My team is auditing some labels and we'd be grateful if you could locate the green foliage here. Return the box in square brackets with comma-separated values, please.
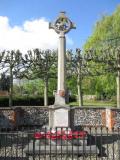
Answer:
[67, 76, 77, 96]
[48, 78, 57, 96]
[83, 77, 97, 95]
[13, 79, 44, 96]
[84, 5, 120, 49]
[22, 79, 44, 96]
[82, 74, 116, 100]
[13, 78, 57, 97]
[82, 5, 120, 100]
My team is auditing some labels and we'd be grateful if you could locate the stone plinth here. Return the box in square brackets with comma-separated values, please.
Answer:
[54, 93, 66, 106]
[49, 105, 70, 128]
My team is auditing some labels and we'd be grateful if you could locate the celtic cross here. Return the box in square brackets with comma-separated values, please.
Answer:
[49, 12, 76, 105]
[49, 11, 76, 35]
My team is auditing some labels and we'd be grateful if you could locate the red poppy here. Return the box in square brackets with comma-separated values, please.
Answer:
[34, 130, 88, 140]
[73, 131, 87, 139]
[34, 132, 44, 139]
[46, 131, 61, 140]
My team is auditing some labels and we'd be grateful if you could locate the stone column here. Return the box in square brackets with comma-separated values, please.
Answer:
[58, 32, 66, 93]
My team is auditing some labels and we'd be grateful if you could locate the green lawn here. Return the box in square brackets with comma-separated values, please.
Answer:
[69, 100, 116, 107]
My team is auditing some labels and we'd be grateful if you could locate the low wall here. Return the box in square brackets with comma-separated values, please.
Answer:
[70, 107, 120, 130]
[70, 107, 106, 127]
[0, 106, 120, 130]
[0, 106, 49, 128]
[16, 106, 49, 126]
[0, 108, 15, 128]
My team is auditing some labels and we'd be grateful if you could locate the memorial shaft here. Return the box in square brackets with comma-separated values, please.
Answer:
[58, 33, 66, 92]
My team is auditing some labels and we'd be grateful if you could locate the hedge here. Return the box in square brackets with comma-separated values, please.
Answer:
[0, 96, 76, 107]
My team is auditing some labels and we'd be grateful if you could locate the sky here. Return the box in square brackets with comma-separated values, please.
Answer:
[0, 0, 119, 52]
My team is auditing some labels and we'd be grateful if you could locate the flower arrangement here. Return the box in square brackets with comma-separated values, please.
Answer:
[34, 130, 87, 140]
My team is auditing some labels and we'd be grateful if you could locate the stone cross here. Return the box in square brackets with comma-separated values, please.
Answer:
[49, 12, 76, 105]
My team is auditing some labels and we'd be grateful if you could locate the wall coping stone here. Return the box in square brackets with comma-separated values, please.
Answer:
[0, 106, 119, 111]
[70, 106, 117, 110]
[0, 106, 49, 111]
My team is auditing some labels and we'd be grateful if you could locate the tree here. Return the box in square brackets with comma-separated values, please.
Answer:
[84, 5, 120, 50]
[66, 49, 90, 106]
[1, 50, 23, 107]
[83, 6, 120, 105]
[73, 49, 83, 106]
[0, 73, 10, 91]
[18, 49, 57, 106]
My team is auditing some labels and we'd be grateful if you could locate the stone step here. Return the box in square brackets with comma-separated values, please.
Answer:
[24, 144, 98, 155]
[34, 139, 88, 146]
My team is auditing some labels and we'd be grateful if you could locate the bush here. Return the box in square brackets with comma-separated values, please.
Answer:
[0, 95, 76, 107]
[0, 97, 9, 107]
[69, 96, 76, 103]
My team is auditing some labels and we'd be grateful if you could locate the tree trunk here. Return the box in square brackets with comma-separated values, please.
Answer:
[116, 49, 120, 108]
[9, 66, 13, 107]
[77, 74, 83, 107]
[44, 78, 48, 106]
[116, 74, 120, 108]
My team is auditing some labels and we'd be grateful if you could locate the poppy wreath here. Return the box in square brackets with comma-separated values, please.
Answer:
[34, 130, 87, 140]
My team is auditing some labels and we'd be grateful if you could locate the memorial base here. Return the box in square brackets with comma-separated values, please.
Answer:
[24, 134, 97, 157]
[49, 105, 70, 128]
[24, 143, 98, 156]
[54, 93, 66, 106]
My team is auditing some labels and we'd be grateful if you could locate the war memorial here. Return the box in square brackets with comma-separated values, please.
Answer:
[0, 12, 120, 160]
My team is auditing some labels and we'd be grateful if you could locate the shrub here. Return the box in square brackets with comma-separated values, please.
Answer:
[0, 95, 76, 107]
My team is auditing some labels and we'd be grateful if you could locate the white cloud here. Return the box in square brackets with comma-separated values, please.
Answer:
[0, 16, 74, 52]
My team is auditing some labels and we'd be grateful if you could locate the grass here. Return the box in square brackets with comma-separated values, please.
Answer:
[69, 100, 116, 107]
